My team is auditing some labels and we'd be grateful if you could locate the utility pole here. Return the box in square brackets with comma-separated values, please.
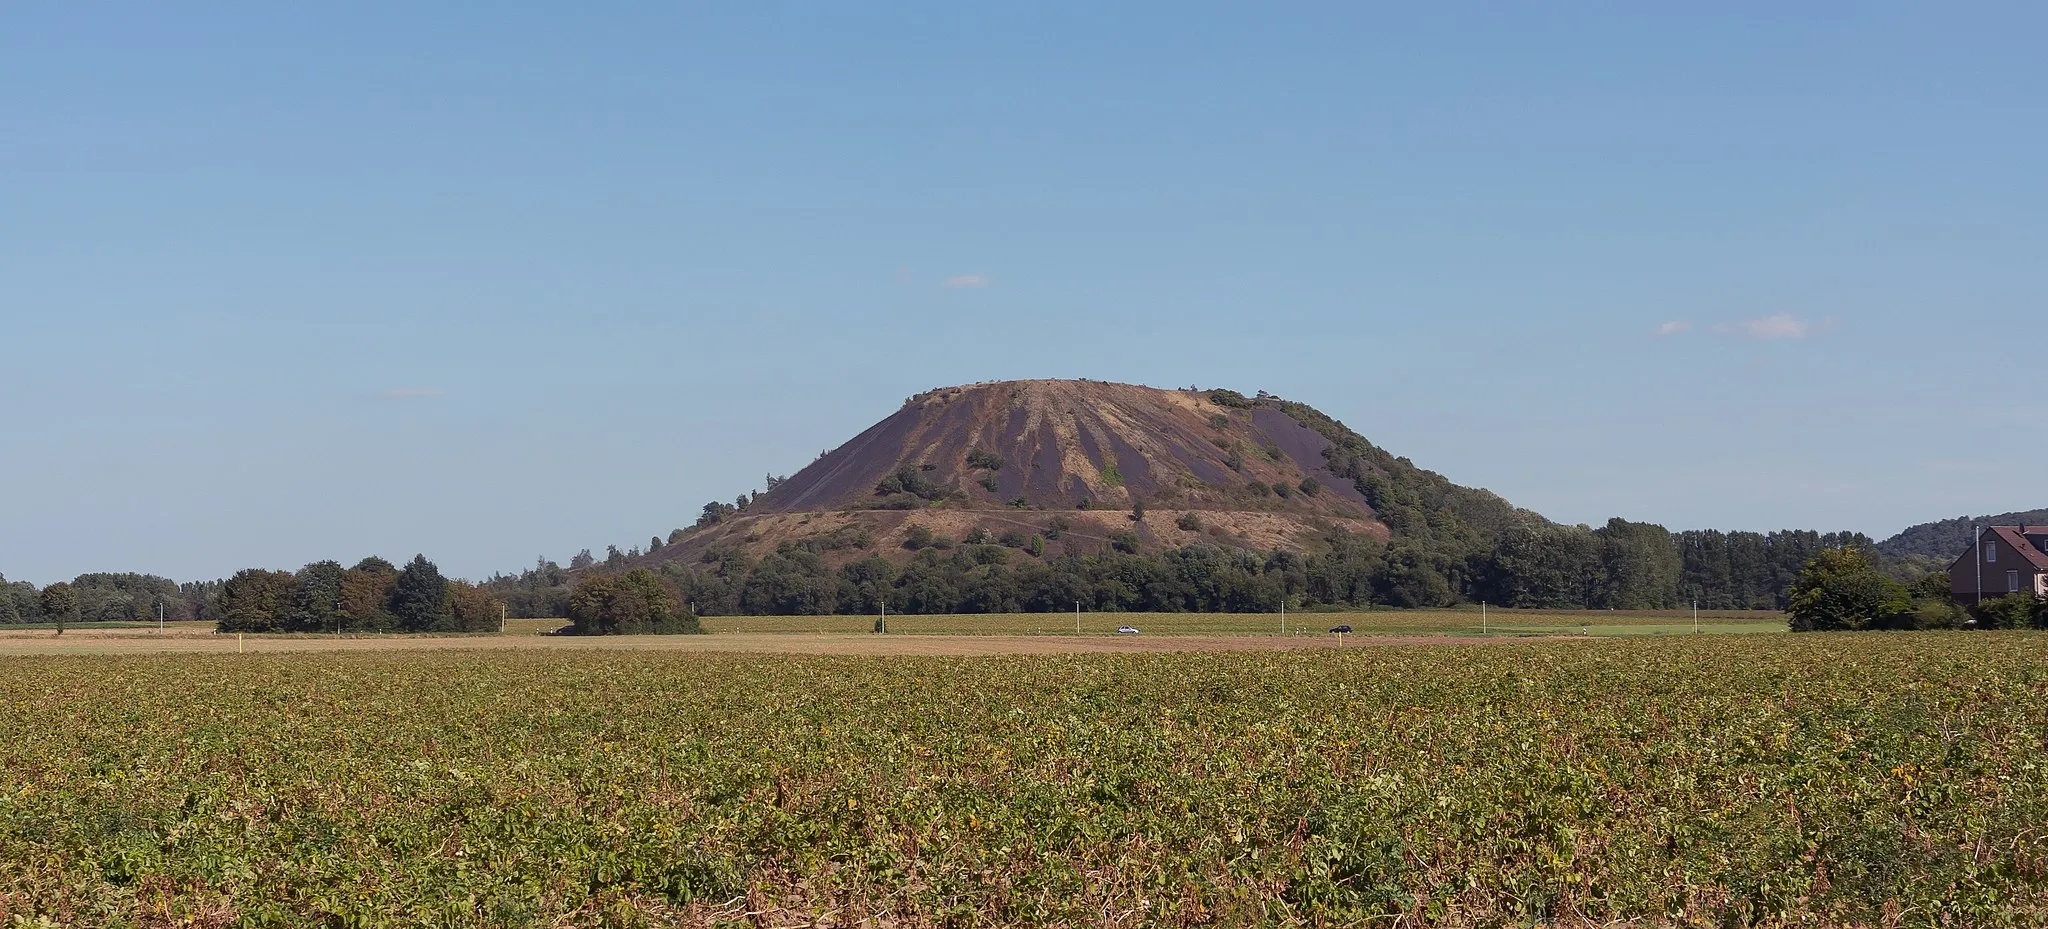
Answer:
[500, 604, 507, 635]
[1280, 598, 1286, 636]
[1481, 600, 1487, 635]
[157, 600, 164, 633]
[879, 599, 886, 634]
[1692, 599, 1698, 633]
[1975, 524, 1983, 607]
[1075, 600, 1081, 635]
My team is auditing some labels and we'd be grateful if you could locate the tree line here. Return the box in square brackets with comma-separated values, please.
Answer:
[1785, 546, 2048, 632]
[2, 571, 218, 627]
[0, 556, 508, 634]
[486, 518, 1923, 619]
[212, 555, 504, 633]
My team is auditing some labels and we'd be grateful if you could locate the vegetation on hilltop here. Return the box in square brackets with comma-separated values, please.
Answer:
[1876, 507, 2048, 560]
[583, 383, 1907, 616]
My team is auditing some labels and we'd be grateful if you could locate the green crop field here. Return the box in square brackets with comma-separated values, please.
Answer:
[506, 608, 1785, 639]
[3, 633, 2044, 927]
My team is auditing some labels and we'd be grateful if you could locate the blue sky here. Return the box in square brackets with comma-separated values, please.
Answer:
[4, 3, 2043, 584]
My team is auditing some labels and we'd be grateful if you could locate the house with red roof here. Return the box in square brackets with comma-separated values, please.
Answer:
[1949, 526, 2048, 603]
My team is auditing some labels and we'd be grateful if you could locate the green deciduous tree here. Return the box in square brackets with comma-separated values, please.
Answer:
[286, 561, 346, 633]
[339, 558, 399, 631]
[216, 570, 294, 632]
[442, 580, 504, 632]
[1788, 548, 1912, 632]
[566, 569, 697, 635]
[390, 555, 449, 632]
[39, 582, 76, 634]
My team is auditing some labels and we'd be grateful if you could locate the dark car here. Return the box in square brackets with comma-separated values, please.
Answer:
[1328, 624, 1353, 634]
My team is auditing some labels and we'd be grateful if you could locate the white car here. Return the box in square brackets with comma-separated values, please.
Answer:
[1116, 626, 1141, 635]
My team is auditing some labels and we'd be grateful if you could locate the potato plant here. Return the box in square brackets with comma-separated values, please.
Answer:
[1, 633, 2045, 926]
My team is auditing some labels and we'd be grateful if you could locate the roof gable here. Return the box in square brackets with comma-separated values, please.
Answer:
[1946, 526, 2048, 573]
[1990, 526, 2048, 570]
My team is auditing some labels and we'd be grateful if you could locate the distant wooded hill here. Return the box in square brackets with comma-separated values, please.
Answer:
[1875, 509, 2048, 561]
[485, 380, 1911, 618]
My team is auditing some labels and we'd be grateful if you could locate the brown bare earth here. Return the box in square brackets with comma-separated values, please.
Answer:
[0, 627, 1507, 657]
[662, 379, 1388, 565]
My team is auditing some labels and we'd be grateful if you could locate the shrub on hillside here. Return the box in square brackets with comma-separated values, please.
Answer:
[903, 524, 935, 550]
[874, 467, 946, 502]
[874, 493, 930, 511]
[1207, 388, 1253, 409]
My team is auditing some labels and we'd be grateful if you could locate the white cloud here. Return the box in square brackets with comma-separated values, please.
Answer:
[942, 273, 989, 289]
[1652, 320, 1691, 337]
[1730, 313, 1813, 340]
[382, 387, 444, 399]
[1701, 314, 1834, 340]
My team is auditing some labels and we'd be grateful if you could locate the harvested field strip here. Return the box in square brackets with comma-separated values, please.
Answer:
[699, 608, 1784, 636]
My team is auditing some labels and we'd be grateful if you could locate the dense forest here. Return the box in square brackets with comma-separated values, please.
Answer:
[485, 521, 1902, 619]
[0, 556, 506, 634]
[1875, 508, 2048, 560]
[0, 522, 1965, 627]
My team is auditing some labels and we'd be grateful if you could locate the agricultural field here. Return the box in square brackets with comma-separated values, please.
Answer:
[3, 633, 2045, 927]
[493, 608, 1782, 640]
[693, 608, 1783, 638]
[0, 610, 1783, 658]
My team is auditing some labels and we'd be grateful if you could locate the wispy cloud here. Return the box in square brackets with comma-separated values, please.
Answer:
[942, 273, 989, 289]
[1712, 314, 1823, 340]
[382, 387, 444, 399]
[1652, 320, 1691, 337]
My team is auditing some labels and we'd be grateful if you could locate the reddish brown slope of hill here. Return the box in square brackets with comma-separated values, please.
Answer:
[757, 380, 1373, 514]
[660, 380, 1388, 564]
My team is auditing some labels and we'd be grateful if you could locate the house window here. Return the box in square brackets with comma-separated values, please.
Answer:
[1986, 540, 1998, 562]
[2008, 570, 2021, 592]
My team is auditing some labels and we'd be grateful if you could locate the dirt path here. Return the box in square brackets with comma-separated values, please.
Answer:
[0, 630, 1523, 658]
